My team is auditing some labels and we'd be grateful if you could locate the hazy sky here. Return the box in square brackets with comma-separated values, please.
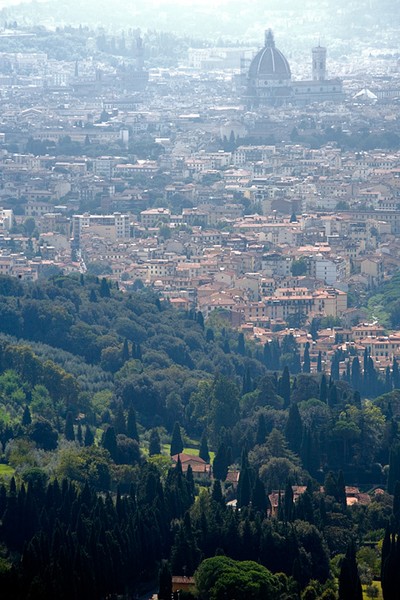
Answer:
[0, 0, 234, 6]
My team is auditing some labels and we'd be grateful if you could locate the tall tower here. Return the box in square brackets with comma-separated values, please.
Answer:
[312, 45, 327, 81]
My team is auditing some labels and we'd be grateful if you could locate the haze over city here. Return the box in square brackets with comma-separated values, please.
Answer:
[0, 1, 399, 600]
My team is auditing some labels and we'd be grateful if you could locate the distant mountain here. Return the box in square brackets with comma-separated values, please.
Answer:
[0, 0, 398, 41]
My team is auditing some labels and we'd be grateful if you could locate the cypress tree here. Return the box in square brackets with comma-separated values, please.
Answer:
[237, 465, 252, 508]
[264, 342, 272, 369]
[303, 342, 311, 373]
[353, 390, 361, 408]
[99, 277, 111, 298]
[149, 428, 161, 456]
[393, 481, 400, 522]
[256, 413, 267, 446]
[211, 479, 224, 505]
[381, 523, 391, 584]
[351, 356, 361, 391]
[122, 338, 130, 362]
[158, 561, 172, 600]
[76, 422, 83, 445]
[22, 404, 31, 427]
[386, 366, 393, 393]
[393, 357, 400, 389]
[237, 332, 246, 355]
[242, 366, 252, 395]
[170, 422, 184, 456]
[301, 428, 320, 476]
[102, 426, 118, 461]
[317, 351, 322, 373]
[89, 289, 97, 302]
[84, 425, 94, 447]
[388, 443, 400, 495]
[126, 404, 139, 441]
[113, 403, 126, 436]
[65, 411, 75, 442]
[196, 311, 204, 329]
[331, 353, 340, 381]
[319, 374, 328, 402]
[223, 337, 230, 354]
[328, 383, 338, 409]
[252, 475, 269, 513]
[283, 480, 294, 523]
[206, 328, 214, 343]
[186, 464, 195, 499]
[382, 532, 400, 600]
[280, 366, 291, 408]
[338, 541, 362, 600]
[199, 431, 210, 463]
[337, 469, 347, 509]
[213, 442, 229, 481]
[285, 402, 303, 455]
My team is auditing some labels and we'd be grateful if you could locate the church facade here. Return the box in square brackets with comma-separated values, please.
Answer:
[244, 30, 344, 107]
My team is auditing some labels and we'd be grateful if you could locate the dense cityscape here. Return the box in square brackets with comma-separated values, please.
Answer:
[0, 2, 399, 599]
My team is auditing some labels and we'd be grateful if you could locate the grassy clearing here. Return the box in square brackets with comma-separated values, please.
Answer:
[362, 581, 382, 599]
[0, 464, 15, 478]
[162, 444, 215, 462]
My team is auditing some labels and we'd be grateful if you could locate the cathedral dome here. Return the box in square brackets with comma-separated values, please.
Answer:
[248, 30, 291, 81]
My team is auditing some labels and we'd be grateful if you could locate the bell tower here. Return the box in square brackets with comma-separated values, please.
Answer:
[312, 45, 327, 81]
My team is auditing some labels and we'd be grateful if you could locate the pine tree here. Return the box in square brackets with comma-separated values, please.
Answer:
[199, 431, 210, 463]
[285, 402, 303, 455]
[149, 429, 161, 456]
[170, 422, 184, 456]
[65, 411, 75, 442]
